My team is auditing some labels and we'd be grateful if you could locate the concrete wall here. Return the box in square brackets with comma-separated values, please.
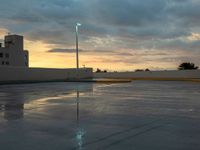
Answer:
[0, 67, 93, 84]
[94, 70, 200, 79]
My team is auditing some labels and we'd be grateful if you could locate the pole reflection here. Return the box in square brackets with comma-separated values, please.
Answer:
[75, 90, 86, 150]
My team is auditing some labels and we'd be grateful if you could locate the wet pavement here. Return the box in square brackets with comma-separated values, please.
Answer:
[0, 81, 200, 150]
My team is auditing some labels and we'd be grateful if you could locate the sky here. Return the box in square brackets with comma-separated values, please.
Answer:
[0, 0, 200, 71]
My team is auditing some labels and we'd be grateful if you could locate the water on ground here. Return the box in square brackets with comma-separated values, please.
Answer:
[0, 81, 200, 150]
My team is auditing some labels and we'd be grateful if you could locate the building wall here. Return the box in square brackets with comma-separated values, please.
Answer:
[5, 35, 24, 51]
[0, 67, 93, 83]
[0, 47, 10, 66]
[94, 70, 200, 79]
[0, 35, 28, 67]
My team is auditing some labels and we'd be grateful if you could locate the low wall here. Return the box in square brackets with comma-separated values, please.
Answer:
[94, 70, 200, 80]
[0, 67, 93, 84]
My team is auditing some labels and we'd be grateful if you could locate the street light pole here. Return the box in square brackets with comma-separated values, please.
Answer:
[76, 23, 81, 69]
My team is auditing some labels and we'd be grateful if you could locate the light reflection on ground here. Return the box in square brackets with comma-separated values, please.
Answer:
[0, 81, 200, 150]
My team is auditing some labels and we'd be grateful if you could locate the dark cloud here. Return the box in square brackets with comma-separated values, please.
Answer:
[47, 48, 132, 56]
[167, 0, 200, 27]
[26, 28, 74, 45]
[154, 39, 200, 52]
[47, 48, 82, 53]
[93, 0, 167, 27]
[0, 0, 200, 68]
[0, 0, 195, 39]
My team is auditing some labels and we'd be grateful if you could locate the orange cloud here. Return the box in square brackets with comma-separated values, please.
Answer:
[187, 33, 200, 41]
[0, 28, 9, 39]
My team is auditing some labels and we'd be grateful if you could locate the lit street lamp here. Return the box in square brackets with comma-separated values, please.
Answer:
[76, 23, 82, 69]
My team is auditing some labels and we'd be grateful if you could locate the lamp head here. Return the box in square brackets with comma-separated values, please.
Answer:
[76, 23, 82, 26]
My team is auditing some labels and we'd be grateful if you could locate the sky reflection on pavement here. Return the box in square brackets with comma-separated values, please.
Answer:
[0, 81, 200, 150]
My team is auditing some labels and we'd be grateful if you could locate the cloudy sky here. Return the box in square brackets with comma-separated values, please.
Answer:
[0, 0, 200, 71]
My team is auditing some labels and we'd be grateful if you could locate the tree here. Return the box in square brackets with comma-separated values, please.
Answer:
[178, 62, 199, 70]
[96, 68, 108, 73]
[96, 68, 102, 73]
[103, 70, 107, 73]
[135, 69, 144, 72]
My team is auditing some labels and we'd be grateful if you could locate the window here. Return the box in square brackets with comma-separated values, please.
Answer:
[2, 61, 4, 65]
[6, 61, 9, 65]
[0, 53, 3, 58]
[5, 53, 9, 58]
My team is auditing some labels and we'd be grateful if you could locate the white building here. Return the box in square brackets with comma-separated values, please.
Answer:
[0, 34, 29, 67]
